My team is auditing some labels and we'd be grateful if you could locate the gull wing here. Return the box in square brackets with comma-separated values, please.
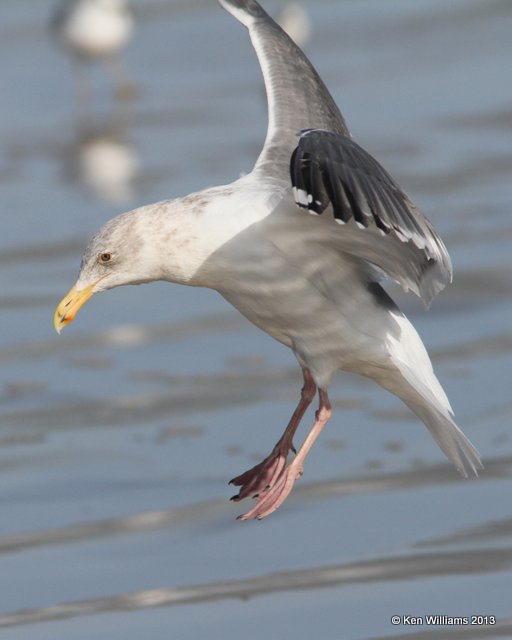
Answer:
[218, 0, 348, 181]
[290, 129, 453, 306]
[219, 1, 452, 306]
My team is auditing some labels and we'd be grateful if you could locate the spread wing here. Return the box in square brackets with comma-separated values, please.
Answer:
[218, 0, 348, 181]
[218, 1, 452, 306]
[290, 129, 452, 306]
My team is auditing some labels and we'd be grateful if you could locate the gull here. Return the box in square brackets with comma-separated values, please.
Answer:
[52, 0, 134, 99]
[54, 0, 482, 520]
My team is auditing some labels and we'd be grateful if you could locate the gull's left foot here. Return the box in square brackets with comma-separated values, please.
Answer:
[229, 445, 293, 501]
[237, 461, 303, 520]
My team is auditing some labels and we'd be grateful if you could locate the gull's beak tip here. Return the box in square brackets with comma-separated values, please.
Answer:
[53, 284, 94, 335]
[53, 314, 65, 335]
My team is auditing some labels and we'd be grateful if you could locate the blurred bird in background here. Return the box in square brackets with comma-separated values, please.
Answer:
[52, 0, 135, 101]
[276, 2, 311, 47]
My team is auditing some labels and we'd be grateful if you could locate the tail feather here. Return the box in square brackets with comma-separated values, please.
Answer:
[381, 311, 482, 476]
[401, 391, 483, 477]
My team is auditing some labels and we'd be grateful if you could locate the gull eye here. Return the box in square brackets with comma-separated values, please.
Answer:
[99, 252, 113, 264]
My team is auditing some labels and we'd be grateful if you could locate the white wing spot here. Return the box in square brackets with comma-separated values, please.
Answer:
[293, 187, 312, 207]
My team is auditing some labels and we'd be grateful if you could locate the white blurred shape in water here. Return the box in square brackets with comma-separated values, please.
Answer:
[276, 2, 311, 47]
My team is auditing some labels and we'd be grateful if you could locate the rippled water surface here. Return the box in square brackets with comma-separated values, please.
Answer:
[1, 1, 511, 638]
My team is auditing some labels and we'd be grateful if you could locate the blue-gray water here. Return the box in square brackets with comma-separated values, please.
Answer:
[1, 1, 511, 638]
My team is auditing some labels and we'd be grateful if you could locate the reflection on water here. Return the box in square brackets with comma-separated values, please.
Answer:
[1, 455, 511, 555]
[0, 0, 511, 638]
[2, 547, 512, 629]
[64, 111, 140, 204]
[0, 456, 511, 629]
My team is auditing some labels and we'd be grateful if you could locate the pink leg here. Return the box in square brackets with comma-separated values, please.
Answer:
[238, 389, 332, 521]
[230, 368, 317, 502]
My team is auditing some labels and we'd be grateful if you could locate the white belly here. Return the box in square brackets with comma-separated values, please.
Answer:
[215, 239, 399, 388]
[191, 182, 403, 388]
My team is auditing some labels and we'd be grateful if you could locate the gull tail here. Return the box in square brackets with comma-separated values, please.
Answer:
[380, 311, 483, 476]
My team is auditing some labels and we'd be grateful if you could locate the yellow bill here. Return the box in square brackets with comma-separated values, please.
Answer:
[54, 284, 95, 334]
